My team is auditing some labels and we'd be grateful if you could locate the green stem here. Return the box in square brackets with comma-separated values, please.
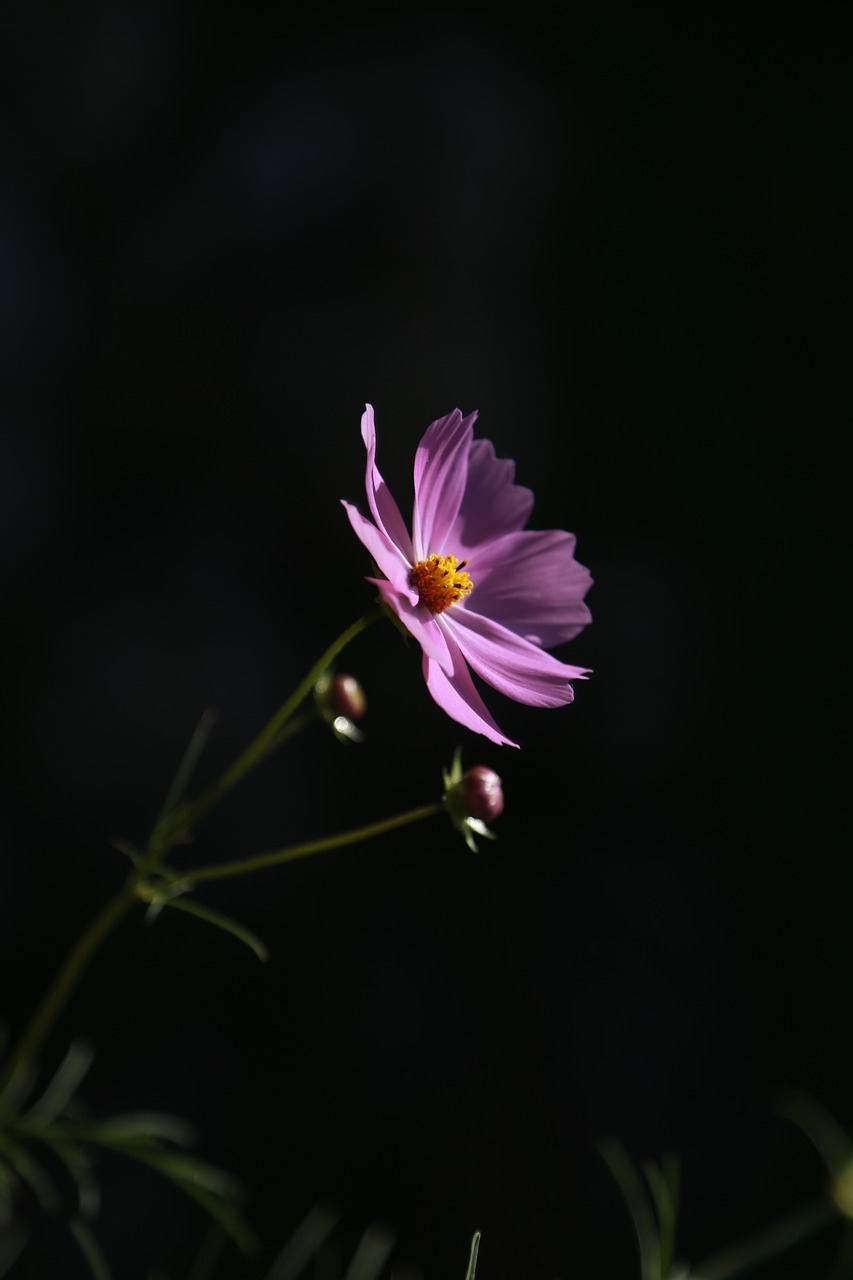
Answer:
[1, 609, 385, 1094]
[261, 707, 321, 755]
[172, 802, 445, 887]
[0, 864, 149, 1096]
[162, 606, 384, 838]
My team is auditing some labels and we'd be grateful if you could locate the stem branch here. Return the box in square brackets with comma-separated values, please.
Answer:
[163, 605, 384, 837]
[1, 608, 386, 1091]
[176, 802, 445, 887]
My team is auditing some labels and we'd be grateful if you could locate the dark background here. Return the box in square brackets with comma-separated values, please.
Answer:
[1, 5, 849, 1278]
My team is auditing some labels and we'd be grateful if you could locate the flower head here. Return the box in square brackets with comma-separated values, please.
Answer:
[342, 405, 592, 747]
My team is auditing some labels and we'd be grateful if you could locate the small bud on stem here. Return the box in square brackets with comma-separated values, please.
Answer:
[442, 751, 504, 852]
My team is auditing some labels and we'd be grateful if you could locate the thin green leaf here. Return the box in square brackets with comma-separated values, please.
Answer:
[69, 1218, 113, 1280]
[186, 1221, 229, 1280]
[644, 1155, 680, 1278]
[0, 1053, 37, 1122]
[26, 1039, 95, 1124]
[68, 1135, 257, 1256]
[464, 1231, 481, 1280]
[152, 709, 218, 837]
[68, 1111, 197, 1148]
[0, 1223, 28, 1278]
[0, 1157, 20, 1228]
[158, 1175, 258, 1256]
[264, 1203, 339, 1280]
[600, 1139, 661, 1280]
[115, 1144, 241, 1201]
[110, 838, 143, 866]
[153, 895, 269, 962]
[692, 1197, 835, 1280]
[50, 1139, 101, 1219]
[777, 1089, 853, 1176]
[340, 1225, 395, 1280]
[828, 1219, 853, 1280]
[0, 1136, 61, 1213]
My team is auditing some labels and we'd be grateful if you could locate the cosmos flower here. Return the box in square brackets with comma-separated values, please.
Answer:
[342, 405, 592, 747]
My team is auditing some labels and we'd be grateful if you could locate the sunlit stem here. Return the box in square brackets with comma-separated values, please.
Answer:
[159, 605, 384, 839]
[167, 802, 445, 888]
[692, 1197, 837, 1280]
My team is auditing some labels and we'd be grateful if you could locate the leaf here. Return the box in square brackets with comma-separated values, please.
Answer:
[0, 1136, 61, 1213]
[152, 896, 270, 962]
[186, 1221, 229, 1280]
[0, 1053, 37, 1123]
[152, 708, 218, 838]
[0, 1222, 28, 1278]
[70, 1111, 198, 1148]
[464, 1231, 481, 1280]
[341, 1224, 396, 1280]
[146, 1170, 257, 1256]
[26, 1040, 95, 1124]
[50, 1139, 101, 1219]
[0, 1157, 20, 1228]
[122, 1145, 243, 1202]
[777, 1089, 853, 1176]
[69, 1218, 113, 1280]
[67, 1131, 258, 1256]
[264, 1203, 339, 1280]
[644, 1154, 680, 1279]
[600, 1139, 661, 1280]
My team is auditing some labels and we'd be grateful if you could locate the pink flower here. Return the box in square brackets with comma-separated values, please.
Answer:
[342, 405, 592, 747]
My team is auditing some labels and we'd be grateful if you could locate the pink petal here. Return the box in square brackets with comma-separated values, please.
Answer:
[368, 578, 453, 673]
[341, 500, 416, 602]
[447, 608, 590, 708]
[460, 529, 593, 647]
[447, 438, 534, 558]
[360, 404, 414, 561]
[412, 410, 476, 559]
[424, 624, 518, 747]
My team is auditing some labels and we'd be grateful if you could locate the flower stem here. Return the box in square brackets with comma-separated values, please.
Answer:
[159, 605, 385, 839]
[0, 608, 386, 1094]
[172, 802, 445, 887]
[0, 845, 161, 1096]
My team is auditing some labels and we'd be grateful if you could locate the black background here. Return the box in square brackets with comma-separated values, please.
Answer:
[1, 5, 849, 1278]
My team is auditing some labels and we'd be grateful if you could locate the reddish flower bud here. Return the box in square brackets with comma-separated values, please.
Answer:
[327, 673, 367, 721]
[314, 671, 366, 743]
[442, 751, 504, 851]
[455, 766, 504, 822]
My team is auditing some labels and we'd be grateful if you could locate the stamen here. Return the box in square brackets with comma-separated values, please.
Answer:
[411, 554, 474, 615]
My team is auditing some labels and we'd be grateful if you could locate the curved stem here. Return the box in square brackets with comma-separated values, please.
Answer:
[161, 605, 385, 838]
[172, 802, 444, 887]
[0, 873, 141, 1096]
[1, 608, 386, 1093]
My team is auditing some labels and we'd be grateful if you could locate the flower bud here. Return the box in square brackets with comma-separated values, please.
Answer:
[442, 750, 503, 851]
[327, 673, 367, 721]
[314, 671, 366, 743]
[452, 766, 504, 823]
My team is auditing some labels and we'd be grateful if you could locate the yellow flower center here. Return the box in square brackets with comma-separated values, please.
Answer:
[411, 554, 474, 615]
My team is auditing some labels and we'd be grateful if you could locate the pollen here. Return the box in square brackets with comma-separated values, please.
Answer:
[411, 554, 474, 615]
